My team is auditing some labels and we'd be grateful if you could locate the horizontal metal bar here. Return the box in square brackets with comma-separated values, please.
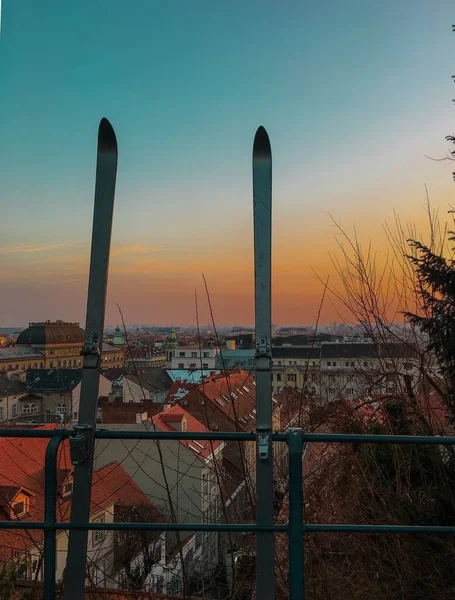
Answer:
[95, 430, 267, 441]
[304, 433, 455, 445]
[4, 520, 455, 535]
[1, 429, 454, 446]
[305, 524, 455, 534]
[0, 521, 287, 533]
[0, 428, 287, 442]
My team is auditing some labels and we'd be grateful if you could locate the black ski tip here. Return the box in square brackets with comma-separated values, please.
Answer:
[253, 126, 271, 158]
[98, 118, 117, 153]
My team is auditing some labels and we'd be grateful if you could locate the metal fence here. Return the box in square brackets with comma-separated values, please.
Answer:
[2, 427, 455, 600]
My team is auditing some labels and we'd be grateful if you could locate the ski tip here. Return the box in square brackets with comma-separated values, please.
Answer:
[98, 118, 117, 154]
[253, 126, 271, 158]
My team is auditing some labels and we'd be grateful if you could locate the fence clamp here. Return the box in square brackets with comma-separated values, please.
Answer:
[69, 425, 94, 465]
[255, 336, 271, 358]
[257, 427, 271, 460]
[80, 332, 101, 368]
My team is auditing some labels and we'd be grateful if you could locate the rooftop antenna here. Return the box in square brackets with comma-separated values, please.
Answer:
[253, 126, 275, 599]
[64, 118, 118, 600]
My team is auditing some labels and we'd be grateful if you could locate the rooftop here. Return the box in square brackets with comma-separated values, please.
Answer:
[152, 404, 221, 459]
[0, 424, 159, 559]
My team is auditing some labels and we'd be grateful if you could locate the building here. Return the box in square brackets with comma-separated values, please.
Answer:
[168, 346, 218, 370]
[0, 425, 166, 591]
[0, 321, 124, 372]
[25, 369, 112, 424]
[94, 405, 225, 583]
[215, 348, 255, 370]
[0, 373, 27, 423]
[270, 342, 419, 400]
[122, 370, 174, 404]
[124, 347, 166, 369]
[167, 371, 283, 484]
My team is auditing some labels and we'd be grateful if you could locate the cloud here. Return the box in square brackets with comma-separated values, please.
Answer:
[0, 243, 72, 254]
[110, 244, 162, 257]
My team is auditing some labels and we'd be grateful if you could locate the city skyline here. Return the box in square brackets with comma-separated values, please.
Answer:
[1, 1, 454, 326]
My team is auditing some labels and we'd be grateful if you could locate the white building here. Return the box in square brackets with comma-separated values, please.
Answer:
[168, 346, 218, 370]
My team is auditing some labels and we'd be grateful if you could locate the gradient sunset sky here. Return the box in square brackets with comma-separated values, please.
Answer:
[1, 0, 454, 327]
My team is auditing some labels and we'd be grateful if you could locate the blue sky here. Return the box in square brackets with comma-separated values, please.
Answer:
[1, 0, 454, 326]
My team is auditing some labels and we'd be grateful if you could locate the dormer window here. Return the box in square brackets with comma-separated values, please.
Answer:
[62, 480, 73, 497]
[12, 497, 29, 518]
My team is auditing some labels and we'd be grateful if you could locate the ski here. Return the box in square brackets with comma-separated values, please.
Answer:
[253, 126, 275, 600]
[63, 118, 118, 600]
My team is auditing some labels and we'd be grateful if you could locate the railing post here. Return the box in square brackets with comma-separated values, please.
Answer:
[288, 428, 305, 600]
[44, 435, 61, 600]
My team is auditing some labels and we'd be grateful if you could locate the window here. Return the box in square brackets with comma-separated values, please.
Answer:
[277, 361, 282, 366]
[328, 374, 336, 382]
[190, 363, 197, 368]
[22, 402, 38, 415]
[386, 388, 394, 395]
[202, 363, 208, 369]
[0, 407, 3, 420]
[44, 409, 52, 423]
[56, 402, 67, 415]
[345, 361, 349, 367]
[276, 373, 281, 382]
[328, 388, 336, 395]
[311, 374, 317, 381]
[179, 352, 185, 357]
[62, 480, 73, 497]
[11, 404, 17, 418]
[203, 352, 209, 358]
[178, 363, 184, 369]
[13, 497, 29, 517]
[333, 361, 337, 367]
[289, 361, 292, 365]
[287, 374, 296, 382]
[191, 352, 198, 358]
[363, 361, 368, 367]
[346, 388, 354, 395]
[92, 514, 105, 544]
[277, 386, 281, 393]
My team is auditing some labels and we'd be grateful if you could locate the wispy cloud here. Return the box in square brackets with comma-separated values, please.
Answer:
[111, 244, 162, 257]
[0, 243, 72, 255]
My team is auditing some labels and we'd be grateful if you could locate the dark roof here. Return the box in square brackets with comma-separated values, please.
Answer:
[26, 369, 83, 392]
[0, 375, 27, 397]
[124, 369, 173, 393]
[320, 342, 416, 359]
[102, 367, 126, 388]
[16, 321, 85, 346]
[272, 346, 320, 359]
[271, 343, 415, 360]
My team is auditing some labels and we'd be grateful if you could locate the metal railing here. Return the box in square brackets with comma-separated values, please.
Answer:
[2, 427, 455, 600]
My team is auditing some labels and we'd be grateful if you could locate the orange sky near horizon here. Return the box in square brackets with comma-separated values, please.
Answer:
[2, 186, 453, 328]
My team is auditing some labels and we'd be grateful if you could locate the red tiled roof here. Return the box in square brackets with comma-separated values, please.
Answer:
[197, 371, 261, 431]
[0, 425, 159, 559]
[152, 404, 221, 459]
